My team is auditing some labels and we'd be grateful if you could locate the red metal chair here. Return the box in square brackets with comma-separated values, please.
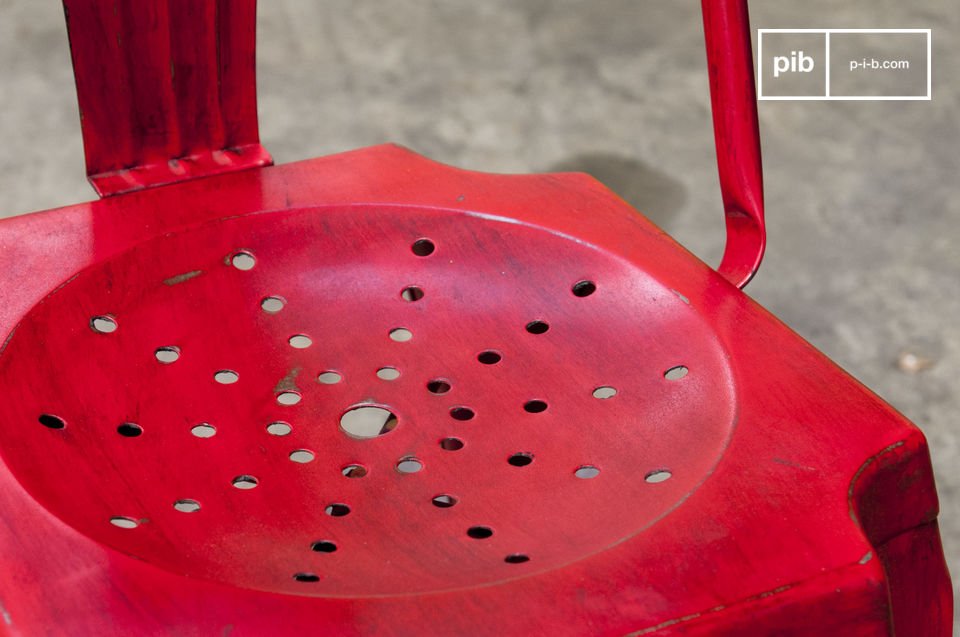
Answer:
[0, 1, 951, 635]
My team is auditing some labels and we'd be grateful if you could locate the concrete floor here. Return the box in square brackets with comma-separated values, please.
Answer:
[1, 0, 958, 630]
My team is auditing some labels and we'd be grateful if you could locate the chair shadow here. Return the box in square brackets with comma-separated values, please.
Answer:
[544, 152, 687, 231]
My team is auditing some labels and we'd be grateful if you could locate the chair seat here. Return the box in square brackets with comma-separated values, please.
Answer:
[0, 145, 949, 635]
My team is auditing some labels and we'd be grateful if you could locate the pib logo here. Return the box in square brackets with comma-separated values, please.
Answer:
[773, 50, 815, 77]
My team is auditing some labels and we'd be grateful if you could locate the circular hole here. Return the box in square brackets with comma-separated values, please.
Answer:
[432, 494, 458, 508]
[293, 573, 320, 583]
[90, 315, 118, 333]
[377, 367, 401, 381]
[467, 526, 493, 540]
[505, 554, 531, 564]
[427, 379, 451, 394]
[154, 346, 181, 364]
[317, 371, 342, 385]
[477, 350, 502, 365]
[276, 391, 302, 406]
[38, 414, 65, 430]
[396, 457, 423, 474]
[325, 503, 351, 517]
[289, 449, 315, 464]
[440, 437, 464, 451]
[411, 239, 435, 257]
[525, 320, 550, 334]
[523, 400, 548, 413]
[389, 328, 413, 342]
[311, 540, 338, 553]
[232, 475, 259, 489]
[592, 386, 617, 399]
[173, 499, 201, 513]
[508, 452, 534, 467]
[449, 406, 475, 421]
[109, 516, 138, 529]
[117, 423, 143, 438]
[401, 286, 425, 302]
[215, 370, 239, 385]
[231, 251, 256, 271]
[645, 469, 673, 484]
[664, 366, 689, 381]
[575, 465, 601, 479]
[341, 464, 368, 478]
[572, 280, 597, 297]
[261, 296, 286, 313]
[191, 423, 216, 438]
[340, 406, 398, 439]
[289, 334, 313, 349]
[266, 422, 291, 436]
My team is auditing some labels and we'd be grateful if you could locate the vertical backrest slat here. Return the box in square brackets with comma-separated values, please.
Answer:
[63, 0, 272, 197]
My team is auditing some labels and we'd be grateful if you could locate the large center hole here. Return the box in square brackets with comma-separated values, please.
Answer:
[340, 405, 398, 439]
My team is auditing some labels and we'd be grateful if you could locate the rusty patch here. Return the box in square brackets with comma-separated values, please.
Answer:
[163, 270, 203, 286]
[274, 367, 302, 393]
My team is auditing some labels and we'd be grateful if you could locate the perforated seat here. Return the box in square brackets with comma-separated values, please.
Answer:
[0, 1, 950, 636]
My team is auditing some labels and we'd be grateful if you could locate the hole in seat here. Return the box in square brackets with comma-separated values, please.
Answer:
[340, 406, 398, 439]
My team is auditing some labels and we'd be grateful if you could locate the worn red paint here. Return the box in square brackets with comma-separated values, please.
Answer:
[0, 1, 950, 635]
[702, 0, 766, 288]
[63, 0, 272, 196]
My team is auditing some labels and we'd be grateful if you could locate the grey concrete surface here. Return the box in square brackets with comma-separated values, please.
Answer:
[1, 0, 958, 630]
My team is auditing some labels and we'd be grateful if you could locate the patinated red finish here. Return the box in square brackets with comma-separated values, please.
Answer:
[0, 1, 950, 635]
[701, 0, 765, 288]
[63, 0, 272, 196]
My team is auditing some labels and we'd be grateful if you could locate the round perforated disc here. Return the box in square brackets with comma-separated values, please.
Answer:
[0, 205, 736, 596]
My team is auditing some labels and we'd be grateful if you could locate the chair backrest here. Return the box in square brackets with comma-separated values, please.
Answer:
[63, 0, 272, 196]
[63, 0, 764, 288]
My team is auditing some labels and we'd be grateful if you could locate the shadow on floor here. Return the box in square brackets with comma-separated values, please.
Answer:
[545, 152, 687, 231]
